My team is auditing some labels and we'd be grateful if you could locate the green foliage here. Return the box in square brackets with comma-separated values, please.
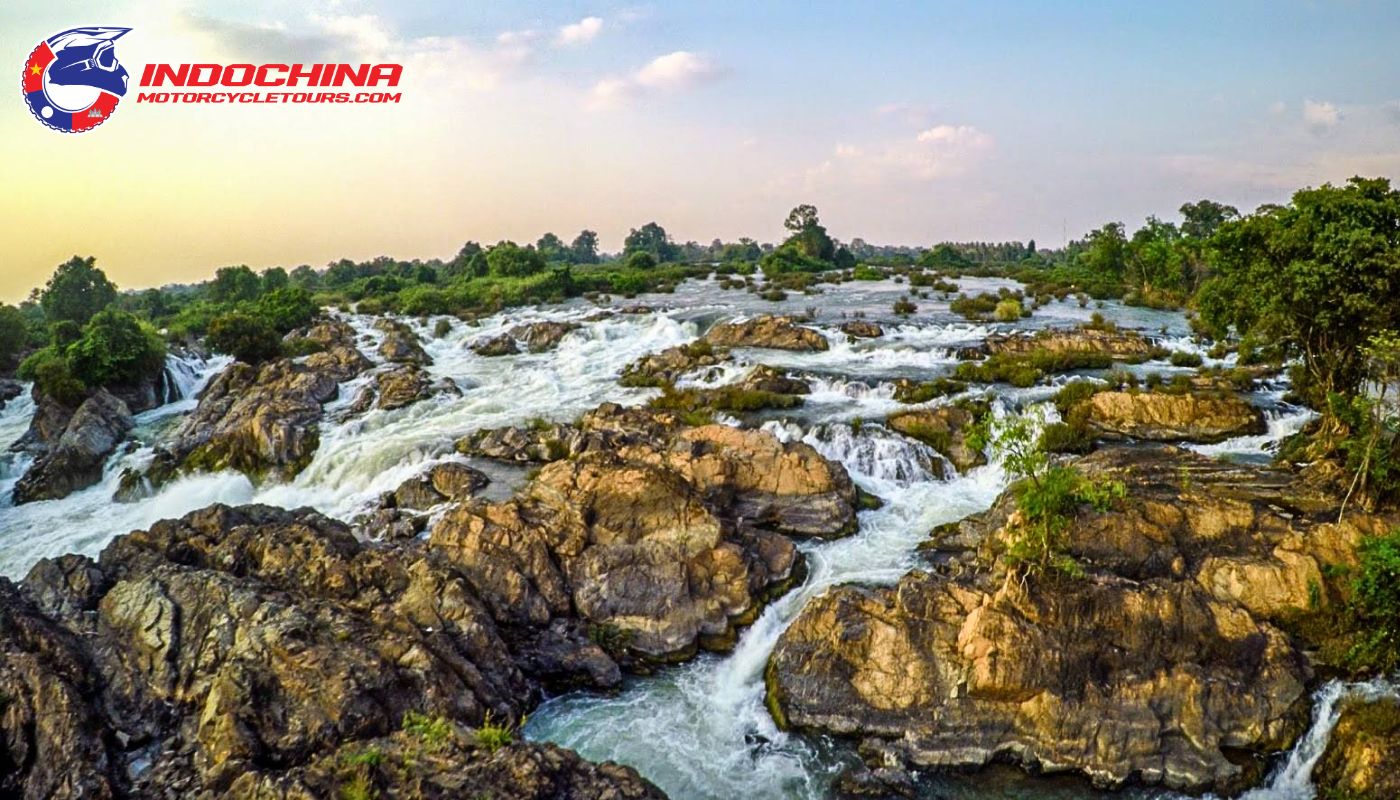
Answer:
[474, 711, 517, 754]
[954, 349, 1113, 388]
[65, 309, 166, 388]
[1169, 350, 1203, 368]
[398, 285, 450, 316]
[209, 265, 262, 304]
[254, 286, 318, 333]
[892, 297, 917, 316]
[648, 383, 802, 415]
[0, 304, 28, 368]
[1051, 380, 1102, 416]
[979, 409, 1124, 576]
[485, 241, 548, 278]
[207, 312, 283, 365]
[993, 298, 1024, 321]
[260, 267, 289, 292]
[625, 251, 658, 271]
[623, 222, 681, 262]
[1196, 177, 1400, 408]
[781, 204, 836, 262]
[949, 292, 1005, 320]
[17, 347, 86, 405]
[1345, 529, 1400, 673]
[40, 256, 117, 326]
[401, 711, 453, 752]
[893, 377, 967, 404]
[852, 265, 883, 281]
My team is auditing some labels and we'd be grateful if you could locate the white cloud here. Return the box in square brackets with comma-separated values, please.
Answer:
[556, 16, 603, 46]
[588, 50, 723, 109]
[1303, 99, 1341, 132]
[796, 125, 994, 188]
[1269, 101, 1287, 115]
[635, 51, 722, 90]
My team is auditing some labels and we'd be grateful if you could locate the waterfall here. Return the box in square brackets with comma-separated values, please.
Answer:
[1234, 679, 1400, 800]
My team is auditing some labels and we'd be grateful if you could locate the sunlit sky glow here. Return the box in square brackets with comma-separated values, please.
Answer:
[2, 0, 1398, 299]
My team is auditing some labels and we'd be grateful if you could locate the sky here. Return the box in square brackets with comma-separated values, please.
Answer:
[2, 0, 1399, 300]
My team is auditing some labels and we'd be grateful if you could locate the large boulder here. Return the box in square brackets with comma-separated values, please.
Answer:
[159, 321, 371, 481]
[0, 503, 638, 798]
[375, 318, 432, 365]
[885, 403, 987, 474]
[13, 390, 132, 503]
[964, 327, 1160, 361]
[0, 378, 23, 410]
[348, 364, 460, 413]
[1313, 696, 1400, 800]
[619, 342, 730, 387]
[840, 320, 884, 339]
[509, 321, 580, 353]
[431, 453, 803, 658]
[770, 447, 1395, 795]
[704, 315, 829, 351]
[1086, 391, 1266, 443]
[224, 735, 666, 800]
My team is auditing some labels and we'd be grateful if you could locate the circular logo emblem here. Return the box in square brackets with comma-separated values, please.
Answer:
[22, 27, 131, 134]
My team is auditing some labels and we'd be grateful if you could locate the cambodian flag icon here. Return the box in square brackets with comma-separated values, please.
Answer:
[23, 26, 131, 133]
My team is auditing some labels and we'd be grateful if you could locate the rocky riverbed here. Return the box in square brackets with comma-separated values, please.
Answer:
[0, 273, 1389, 800]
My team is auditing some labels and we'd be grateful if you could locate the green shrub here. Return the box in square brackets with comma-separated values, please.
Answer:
[1346, 529, 1400, 673]
[474, 711, 516, 753]
[949, 292, 1000, 320]
[402, 711, 453, 751]
[892, 297, 917, 316]
[398, 285, 450, 316]
[253, 286, 318, 333]
[993, 299, 1023, 322]
[17, 347, 86, 405]
[1169, 350, 1203, 368]
[852, 265, 883, 281]
[1052, 380, 1102, 415]
[894, 377, 966, 404]
[65, 309, 166, 388]
[207, 311, 283, 364]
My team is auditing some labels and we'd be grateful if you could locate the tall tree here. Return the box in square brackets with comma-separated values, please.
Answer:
[536, 232, 568, 262]
[570, 230, 600, 264]
[782, 204, 835, 261]
[1179, 200, 1239, 240]
[209, 265, 262, 304]
[40, 256, 117, 326]
[1196, 177, 1400, 410]
[623, 222, 680, 263]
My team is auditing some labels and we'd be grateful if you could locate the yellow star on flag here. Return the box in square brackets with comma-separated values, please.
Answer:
[29, 64, 41, 76]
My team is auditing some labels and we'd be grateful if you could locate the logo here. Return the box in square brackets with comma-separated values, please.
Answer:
[22, 27, 131, 133]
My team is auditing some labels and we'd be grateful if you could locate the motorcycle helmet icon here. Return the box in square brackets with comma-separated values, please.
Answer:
[22, 26, 132, 133]
[46, 27, 131, 97]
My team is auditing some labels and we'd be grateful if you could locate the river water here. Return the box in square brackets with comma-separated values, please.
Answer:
[0, 274, 1368, 799]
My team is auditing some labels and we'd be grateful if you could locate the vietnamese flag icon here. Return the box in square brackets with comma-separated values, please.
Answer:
[24, 42, 53, 94]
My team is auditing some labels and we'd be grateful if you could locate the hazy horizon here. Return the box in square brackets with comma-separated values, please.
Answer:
[4, 0, 1399, 301]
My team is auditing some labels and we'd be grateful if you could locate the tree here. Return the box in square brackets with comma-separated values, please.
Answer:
[536, 232, 568, 262]
[207, 312, 282, 364]
[571, 230, 600, 264]
[65, 308, 166, 388]
[1196, 177, 1400, 411]
[624, 251, 657, 270]
[447, 241, 485, 279]
[920, 243, 970, 268]
[781, 204, 835, 261]
[40, 256, 117, 326]
[1076, 223, 1128, 281]
[1179, 199, 1239, 240]
[1126, 217, 1186, 295]
[254, 286, 317, 334]
[486, 241, 547, 277]
[289, 264, 320, 289]
[210, 265, 262, 304]
[260, 267, 289, 292]
[0, 304, 28, 368]
[623, 222, 680, 263]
